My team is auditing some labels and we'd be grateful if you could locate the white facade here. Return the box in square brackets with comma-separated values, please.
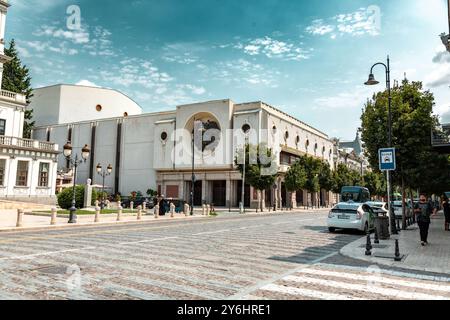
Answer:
[0, 0, 59, 203]
[29, 84, 143, 127]
[33, 97, 335, 209]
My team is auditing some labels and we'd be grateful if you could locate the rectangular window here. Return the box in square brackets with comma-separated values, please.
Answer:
[0, 159, 5, 186]
[16, 161, 29, 186]
[38, 162, 50, 187]
[0, 119, 5, 136]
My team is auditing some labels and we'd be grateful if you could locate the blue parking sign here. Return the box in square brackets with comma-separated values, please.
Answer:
[379, 148, 396, 171]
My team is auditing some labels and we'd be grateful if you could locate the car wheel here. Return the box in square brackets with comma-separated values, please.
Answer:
[328, 227, 336, 233]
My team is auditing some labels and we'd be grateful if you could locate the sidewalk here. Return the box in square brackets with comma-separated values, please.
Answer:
[340, 212, 450, 275]
[0, 207, 328, 233]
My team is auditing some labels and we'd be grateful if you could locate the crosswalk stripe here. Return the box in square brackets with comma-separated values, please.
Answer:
[297, 268, 450, 293]
[282, 275, 450, 300]
[260, 283, 362, 300]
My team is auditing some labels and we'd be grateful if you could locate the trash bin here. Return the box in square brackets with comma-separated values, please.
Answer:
[374, 215, 390, 240]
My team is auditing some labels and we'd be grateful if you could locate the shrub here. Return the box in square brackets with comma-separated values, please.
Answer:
[57, 185, 98, 209]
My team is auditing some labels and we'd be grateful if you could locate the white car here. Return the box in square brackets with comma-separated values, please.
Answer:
[328, 202, 376, 233]
[393, 201, 412, 219]
[367, 201, 389, 216]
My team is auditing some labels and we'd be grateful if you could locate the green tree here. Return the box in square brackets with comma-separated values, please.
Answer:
[1, 40, 34, 138]
[284, 161, 307, 208]
[361, 80, 450, 198]
[235, 143, 278, 211]
[363, 171, 386, 198]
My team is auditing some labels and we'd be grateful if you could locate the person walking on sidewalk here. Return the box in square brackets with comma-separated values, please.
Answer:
[443, 195, 450, 231]
[414, 194, 437, 246]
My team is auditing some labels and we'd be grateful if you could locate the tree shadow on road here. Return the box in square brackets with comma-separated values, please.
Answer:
[268, 225, 362, 265]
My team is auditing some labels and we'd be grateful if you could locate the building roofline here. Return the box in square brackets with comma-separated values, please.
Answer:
[236, 101, 330, 139]
[32, 84, 144, 111]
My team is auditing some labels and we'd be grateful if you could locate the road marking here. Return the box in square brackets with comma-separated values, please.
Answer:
[0, 246, 96, 261]
[297, 268, 450, 293]
[192, 229, 230, 236]
[117, 236, 179, 245]
[227, 252, 338, 300]
[283, 275, 450, 300]
[260, 283, 359, 300]
[316, 263, 450, 282]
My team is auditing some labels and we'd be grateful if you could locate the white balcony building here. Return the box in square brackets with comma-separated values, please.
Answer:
[0, 0, 59, 203]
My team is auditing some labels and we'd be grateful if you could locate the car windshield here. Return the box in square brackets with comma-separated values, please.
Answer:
[341, 192, 362, 202]
[368, 203, 383, 208]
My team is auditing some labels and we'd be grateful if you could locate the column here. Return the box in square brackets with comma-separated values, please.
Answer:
[277, 178, 283, 209]
[225, 178, 231, 209]
[201, 177, 207, 204]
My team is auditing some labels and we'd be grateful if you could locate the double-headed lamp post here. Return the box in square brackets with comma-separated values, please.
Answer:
[63, 142, 90, 224]
[96, 163, 113, 209]
[364, 55, 398, 235]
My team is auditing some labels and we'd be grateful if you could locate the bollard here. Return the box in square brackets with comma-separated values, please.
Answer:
[106, 200, 111, 209]
[374, 227, 380, 244]
[130, 201, 134, 211]
[95, 200, 99, 208]
[50, 207, 57, 225]
[143, 201, 147, 213]
[184, 203, 190, 217]
[154, 205, 160, 219]
[16, 209, 24, 228]
[170, 202, 175, 218]
[365, 234, 372, 256]
[206, 204, 210, 216]
[394, 239, 402, 261]
[137, 205, 142, 220]
[94, 206, 100, 223]
[202, 204, 207, 216]
[117, 203, 123, 221]
[396, 218, 401, 232]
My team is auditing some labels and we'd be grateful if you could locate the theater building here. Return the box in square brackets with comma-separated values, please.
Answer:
[33, 90, 335, 209]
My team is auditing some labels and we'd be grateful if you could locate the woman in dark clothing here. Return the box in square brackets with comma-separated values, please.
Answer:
[443, 196, 450, 231]
[414, 194, 437, 246]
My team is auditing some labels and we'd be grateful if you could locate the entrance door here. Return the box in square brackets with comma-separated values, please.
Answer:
[281, 183, 287, 207]
[296, 190, 304, 206]
[236, 182, 250, 207]
[194, 181, 202, 206]
[212, 180, 226, 207]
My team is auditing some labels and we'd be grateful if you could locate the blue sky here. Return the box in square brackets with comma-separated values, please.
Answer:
[6, 0, 450, 140]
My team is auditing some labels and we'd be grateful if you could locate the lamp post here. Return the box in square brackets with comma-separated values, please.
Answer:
[96, 163, 113, 209]
[240, 124, 251, 214]
[63, 142, 90, 224]
[364, 55, 398, 235]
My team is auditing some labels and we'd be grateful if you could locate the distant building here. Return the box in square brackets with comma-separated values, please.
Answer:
[0, 0, 59, 203]
[333, 133, 369, 175]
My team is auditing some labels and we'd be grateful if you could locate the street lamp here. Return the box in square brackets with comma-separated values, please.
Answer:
[96, 163, 113, 209]
[63, 142, 90, 223]
[364, 55, 398, 235]
[240, 124, 251, 214]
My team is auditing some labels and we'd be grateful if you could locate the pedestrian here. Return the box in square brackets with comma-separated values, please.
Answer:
[443, 195, 450, 231]
[413, 193, 437, 246]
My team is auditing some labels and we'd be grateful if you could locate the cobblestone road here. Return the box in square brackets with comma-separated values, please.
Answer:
[0, 211, 448, 300]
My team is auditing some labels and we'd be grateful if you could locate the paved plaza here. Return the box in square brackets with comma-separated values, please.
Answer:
[0, 211, 449, 300]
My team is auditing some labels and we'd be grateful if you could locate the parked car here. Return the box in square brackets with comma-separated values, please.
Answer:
[393, 200, 412, 219]
[121, 197, 155, 209]
[328, 202, 376, 233]
[367, 201, 389, 216]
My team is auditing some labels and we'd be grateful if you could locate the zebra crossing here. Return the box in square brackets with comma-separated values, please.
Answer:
[244, 263, 450, 300]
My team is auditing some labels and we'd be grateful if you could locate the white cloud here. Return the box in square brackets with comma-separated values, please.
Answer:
[235, 37, 311, 61]
[306, 7, 381, 39]
[75, 80, 100, 87]
[34, 25, 90, 44]
[425, 64, 450, 88]
[313, 87, 368, 110]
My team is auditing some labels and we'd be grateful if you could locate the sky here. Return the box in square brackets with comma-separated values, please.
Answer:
[5, 0, 450, 140]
